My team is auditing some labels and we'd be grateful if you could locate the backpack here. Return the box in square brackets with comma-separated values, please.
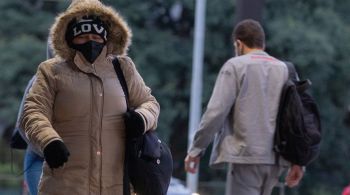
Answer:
[274, 62, 321, 166]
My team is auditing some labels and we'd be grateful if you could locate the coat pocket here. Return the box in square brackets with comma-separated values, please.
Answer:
[222, 136, 246, 156]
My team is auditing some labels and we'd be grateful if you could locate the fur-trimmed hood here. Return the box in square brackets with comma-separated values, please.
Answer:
[50, 0, 132, 60]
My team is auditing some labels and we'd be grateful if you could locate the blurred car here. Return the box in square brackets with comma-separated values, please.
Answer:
[167, 177, 191, 195]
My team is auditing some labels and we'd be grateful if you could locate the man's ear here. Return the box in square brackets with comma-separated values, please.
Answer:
[237, 39, 246, 54]
[236, 39, 242, 47]
[236, 39, 247, 50]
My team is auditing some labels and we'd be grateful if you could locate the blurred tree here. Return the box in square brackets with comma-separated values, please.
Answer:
[0, 0, 70, 125]
[236, 0, 265, 23]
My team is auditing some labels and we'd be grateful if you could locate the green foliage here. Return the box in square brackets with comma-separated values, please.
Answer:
[0, 1, 58, 125]
[0, 35, 45, 122]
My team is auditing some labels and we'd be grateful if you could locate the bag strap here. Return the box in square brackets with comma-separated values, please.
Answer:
[112, 57, 131, 195]
[284, 61, 299, 82]
[275, 61, 300, 165]
[112, 58, 130, 110]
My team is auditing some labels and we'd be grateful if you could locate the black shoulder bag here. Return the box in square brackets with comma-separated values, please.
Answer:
[112, 58, 173, 195]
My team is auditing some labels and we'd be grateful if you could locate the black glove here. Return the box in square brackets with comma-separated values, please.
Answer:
[124, 109, 145, 138]
[43, 140, 70, 169]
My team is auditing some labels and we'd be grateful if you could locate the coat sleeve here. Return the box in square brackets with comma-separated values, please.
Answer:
[118, 56, 160, 132]
[188, 60, 238, 157]
[20, 62, 62, 153]
[16, 76, 43, 156]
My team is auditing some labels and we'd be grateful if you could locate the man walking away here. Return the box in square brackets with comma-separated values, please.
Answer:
[184, 19, 304, 195]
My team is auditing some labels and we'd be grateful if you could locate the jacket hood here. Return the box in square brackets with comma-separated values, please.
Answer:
[50, 0, 132, 60]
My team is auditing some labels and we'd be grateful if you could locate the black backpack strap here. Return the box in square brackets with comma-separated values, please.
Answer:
[112, 58, 130, 110]
[275, 61, 299, 165]
[112, 57, 131, 195]
[284, 61, 299, 82]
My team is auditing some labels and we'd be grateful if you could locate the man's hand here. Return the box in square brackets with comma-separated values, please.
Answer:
[285, 165, 304, 187]
[184, 155, 200, 174]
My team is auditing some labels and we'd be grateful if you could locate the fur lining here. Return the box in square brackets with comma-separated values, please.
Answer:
[50, 0, 132, 60]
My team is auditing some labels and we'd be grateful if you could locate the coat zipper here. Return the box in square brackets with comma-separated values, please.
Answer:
[99, 80, 104, 194]
[92, 63, 104, 194]
[88, 75, 94, 195]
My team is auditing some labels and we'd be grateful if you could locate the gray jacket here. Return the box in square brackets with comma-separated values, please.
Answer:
[188, 50, 290, 168]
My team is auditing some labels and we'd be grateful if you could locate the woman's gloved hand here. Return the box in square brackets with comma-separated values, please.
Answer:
[43, 140, 70, 169]
[124, 109, 145, 138]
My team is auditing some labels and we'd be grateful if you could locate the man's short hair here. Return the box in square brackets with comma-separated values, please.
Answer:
[233, 19, 265, 49]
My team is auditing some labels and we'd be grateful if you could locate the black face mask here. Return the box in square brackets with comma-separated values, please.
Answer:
[72, 41, 105, 63]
